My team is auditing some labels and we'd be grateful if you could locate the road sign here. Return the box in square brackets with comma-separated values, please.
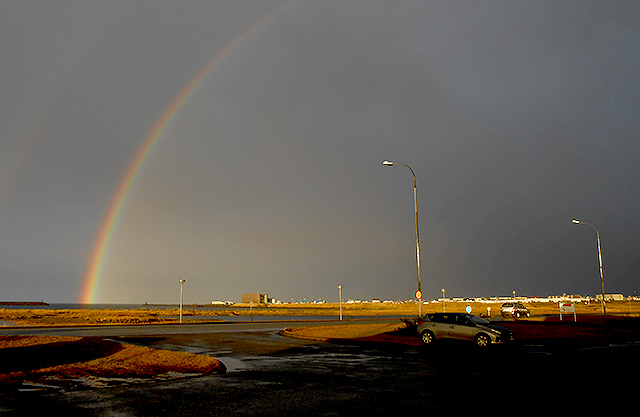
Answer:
[559, 302, 577, 322]
[466, 305, 472, 314]
[415, 290, 422, 299]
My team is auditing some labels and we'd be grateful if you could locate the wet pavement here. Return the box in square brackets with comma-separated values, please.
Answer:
[2, 327, 639, 415]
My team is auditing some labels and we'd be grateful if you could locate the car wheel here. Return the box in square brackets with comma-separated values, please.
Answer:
[420, 330, 435, 345]
[516, 311, 521, 318]
[475, 333, 491, 347]
[526, 311, 531, 318]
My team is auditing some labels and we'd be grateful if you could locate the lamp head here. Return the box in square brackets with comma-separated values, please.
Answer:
[382, 160, 394, 166]
[572, 219, 581, 224]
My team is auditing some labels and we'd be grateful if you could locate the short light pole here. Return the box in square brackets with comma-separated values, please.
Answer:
[383, 160, 423, 316]
[442, 288, 445, 312]
[513, 290, 516, 300]
[572, 219, 606, 317]
[338, 285, 343, 321]
[179, 279, 186, 323]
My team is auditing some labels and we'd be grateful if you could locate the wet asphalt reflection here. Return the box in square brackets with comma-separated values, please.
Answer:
[3, 330, 639, 415]
[118, 330, 389, 373]
[105, 330, 640, 413]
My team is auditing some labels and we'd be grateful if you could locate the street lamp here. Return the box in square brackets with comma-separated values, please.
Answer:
[572, 219, 606, 317]
[338, 285, 343, 321]
[442, 289, 445, 313]
[179, 279, 186, 323]
[383, 160, 423, 316]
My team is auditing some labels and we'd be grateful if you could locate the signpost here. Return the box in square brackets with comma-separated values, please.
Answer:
[559, 302, 577, 322]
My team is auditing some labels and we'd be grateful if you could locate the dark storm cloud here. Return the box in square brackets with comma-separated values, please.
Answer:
[1, 1, 638, 303]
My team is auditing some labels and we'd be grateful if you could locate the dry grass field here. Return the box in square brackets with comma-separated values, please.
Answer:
[1, 300, 639, 326]
[0, 308, 176, 326]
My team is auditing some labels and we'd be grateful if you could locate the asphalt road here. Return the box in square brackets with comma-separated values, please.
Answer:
[2, 321, 637, 415]
[0, 318, 395, 337]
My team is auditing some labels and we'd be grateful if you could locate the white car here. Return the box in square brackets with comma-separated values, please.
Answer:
[500, 302, 531, 318]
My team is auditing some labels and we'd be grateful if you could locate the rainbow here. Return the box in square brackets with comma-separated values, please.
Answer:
[79, 2, 295, 303]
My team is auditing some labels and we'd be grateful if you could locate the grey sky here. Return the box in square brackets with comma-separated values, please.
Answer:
[1, 0, 639, 304]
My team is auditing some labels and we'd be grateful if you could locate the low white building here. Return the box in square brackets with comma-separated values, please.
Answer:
[596, 294, 625, 301]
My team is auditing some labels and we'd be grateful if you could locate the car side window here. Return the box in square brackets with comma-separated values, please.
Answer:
[442, 314, 457, 324]
[431, 314, 447, 323]
[455, 315, 472, 326]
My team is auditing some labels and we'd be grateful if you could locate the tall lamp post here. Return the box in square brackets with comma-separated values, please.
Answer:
[179, 279, 186, 323]
[572, 219, 606, 317]
[383, 160, 423, 316]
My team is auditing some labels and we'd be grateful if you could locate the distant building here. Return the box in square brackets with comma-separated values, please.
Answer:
[211, 300, 233, 306]
[596, 294, 625, 301]
[242, 293, 269, 304]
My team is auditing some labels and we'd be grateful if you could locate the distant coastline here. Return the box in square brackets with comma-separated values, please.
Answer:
[0, 301, 49, 306]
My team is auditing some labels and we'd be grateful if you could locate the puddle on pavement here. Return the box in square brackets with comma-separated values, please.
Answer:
[216, 349, 382, 373]
[216, 356, 250, 372]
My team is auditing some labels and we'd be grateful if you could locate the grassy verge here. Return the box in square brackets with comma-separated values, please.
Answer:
[0, 336, 225, 389]
[281, 322, 405, 341]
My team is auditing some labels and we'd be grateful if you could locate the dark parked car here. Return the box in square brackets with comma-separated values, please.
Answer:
[500, 302, 531, 318]
[416, 313, 514, 347]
